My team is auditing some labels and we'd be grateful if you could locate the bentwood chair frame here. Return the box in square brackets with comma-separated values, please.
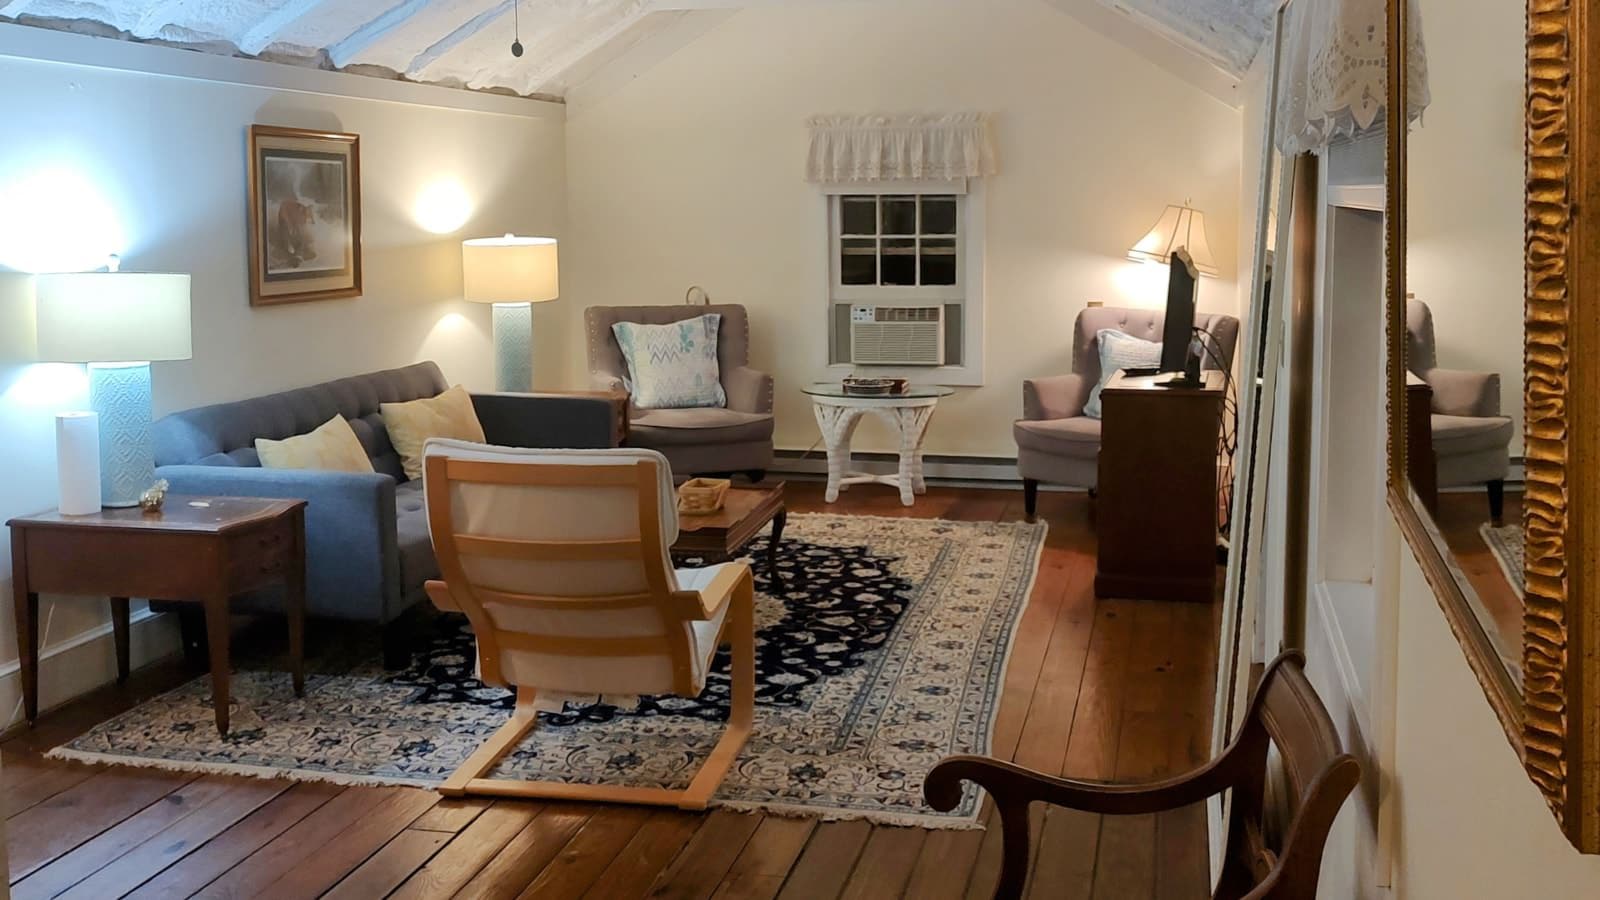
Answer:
[925, 651, 1359, 899]
[423, 446, 756, 809]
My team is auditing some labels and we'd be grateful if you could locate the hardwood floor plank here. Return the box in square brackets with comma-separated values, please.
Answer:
[901, 826, 987, 900]
[453, 803, 592, 900]
[581, 809, 702, 900]
[125, 782, 342, 900]
[1026, 807, 1099, 900]
[392, 800, 544, 899]
[709, 816, 815, 900]
[54, 778, 290, 900]
[410, 797, 494, 833]
[13, 775, 239, 899]
[6, 767, 199, 882]
[517, 806, 653, 899]
[644, 809, 761, 900]
[236, 787, 439, 899]
[323, 828, 451, 900]
[1, 754, 99, 819]
[773, 819, 871, 900]
[837, 826, 927, 900]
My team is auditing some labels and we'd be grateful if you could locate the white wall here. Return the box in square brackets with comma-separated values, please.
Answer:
[563, 0, 1243, 457]
[1406, 0, 1524, 453]
[0, 27, 568, 728]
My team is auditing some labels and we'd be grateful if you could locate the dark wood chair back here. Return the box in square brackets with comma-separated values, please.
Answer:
[924, 650, 1359, 899]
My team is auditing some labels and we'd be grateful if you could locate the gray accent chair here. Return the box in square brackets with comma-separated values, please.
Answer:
[1406, 299, 1514, 520]
[1015, 307, 1241, 518]
[585, 304, 775, 479]
[152, 361, 619, 667]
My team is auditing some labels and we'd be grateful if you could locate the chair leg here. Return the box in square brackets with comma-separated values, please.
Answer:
[382, 621, 412, 671]
[1023, 479, 1039, 521]
[680, 569, 756, 809]
[1488, 479, 1506, 524]
[439, 685, 539, 797]
[745, 469, 766, 484]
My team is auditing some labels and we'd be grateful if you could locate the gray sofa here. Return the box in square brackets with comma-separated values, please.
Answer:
[1015, 306, 1240, 517]
[585, 304, 775, 479]
[152, 361, 619, 666]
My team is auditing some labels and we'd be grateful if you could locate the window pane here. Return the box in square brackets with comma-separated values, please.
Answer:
[920, 238, 957, 285]
[882, 197, 917, 235]
[841, 197, 877, 235]
[882, 238, 916, 285]
[922, 196, 958, 234]
[841, 238, 877, 284]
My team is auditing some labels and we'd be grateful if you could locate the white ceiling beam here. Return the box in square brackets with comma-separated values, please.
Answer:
[238, 0, 330, 56]
[520, 0, 652, 95]
[406, 0, 513, 79]
[131, 0, 185, 38]
[0, 1, 34, 19]
[328, 0, 431, 68]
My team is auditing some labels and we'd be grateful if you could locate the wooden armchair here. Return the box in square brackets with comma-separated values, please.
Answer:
[421, 440, 756, 809]
[925, 652, 1358, 899]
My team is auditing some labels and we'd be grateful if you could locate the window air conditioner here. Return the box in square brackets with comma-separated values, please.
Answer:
[849, 305, 945, 366]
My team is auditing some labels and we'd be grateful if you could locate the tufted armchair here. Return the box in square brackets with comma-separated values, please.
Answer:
[1015, 307, 1240, 518]
[1406, 299, 1514, 521]
[586, 304, 775, 480]
[421, 442, 755, 807]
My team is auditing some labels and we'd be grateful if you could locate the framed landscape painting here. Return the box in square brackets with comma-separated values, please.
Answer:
[247, 125, 362, 306]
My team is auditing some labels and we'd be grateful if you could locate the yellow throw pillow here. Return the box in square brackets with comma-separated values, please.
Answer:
[256, 415, 375, 474]
[382, 385, 486, 481]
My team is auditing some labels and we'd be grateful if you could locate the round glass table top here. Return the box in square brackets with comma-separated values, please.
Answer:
[802, 382, 956, 399]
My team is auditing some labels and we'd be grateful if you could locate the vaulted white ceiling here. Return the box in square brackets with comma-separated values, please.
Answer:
[0, 0, 1278, 101]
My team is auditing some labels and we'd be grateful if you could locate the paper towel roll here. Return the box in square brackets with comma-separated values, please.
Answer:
[56, 411, 101, 515]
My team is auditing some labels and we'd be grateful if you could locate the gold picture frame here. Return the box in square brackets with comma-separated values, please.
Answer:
[246, 125, 362, 307]
[1387, 0, 1600, 852]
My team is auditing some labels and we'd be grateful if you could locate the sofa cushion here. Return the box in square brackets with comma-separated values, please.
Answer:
[629, 408, 774, 446]
[611, 315, 727, 409]
[1013, 416, 1101, 458]
[382, 385, 487, 481]
[255, 415, 375, 474]
[394, 481, 440, 592]
[1432, 414, 1514, 456]
[1084, 329, 1162, 419]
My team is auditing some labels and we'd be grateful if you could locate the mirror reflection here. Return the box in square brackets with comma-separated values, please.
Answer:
[1404, 0, 1524, 677]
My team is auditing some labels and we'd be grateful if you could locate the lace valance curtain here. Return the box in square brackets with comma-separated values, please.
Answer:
[805, 113, 997, 184]
[1276, 0, 1429, 154]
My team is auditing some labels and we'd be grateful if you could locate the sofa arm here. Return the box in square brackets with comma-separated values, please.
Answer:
[155, 465, 399, 623]
[725, 366, 774, 414]
[1423, 368, 1501, 417]
[1022, 374, 1089, 421]
[472, 392, 621, 449]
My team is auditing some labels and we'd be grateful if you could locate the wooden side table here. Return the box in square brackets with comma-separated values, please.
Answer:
[1095, 370, 1226, 603]
[7, 496, 307, 735]
[672, 482, 787, 574]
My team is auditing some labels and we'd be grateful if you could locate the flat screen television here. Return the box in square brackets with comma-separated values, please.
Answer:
[1159, 248, 1200, 374]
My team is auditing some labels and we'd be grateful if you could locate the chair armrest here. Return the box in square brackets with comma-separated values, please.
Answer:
[471, 392, 621, 449]
[724, 366, 774, 414]
[425, 579, 461, 612]
[1022, 374, 1088, 421]
[1422, 368, 1501, 417]
[155, 465, 399, 622]
[689, 562, 755, 620]
[925, 754, 1233, 819]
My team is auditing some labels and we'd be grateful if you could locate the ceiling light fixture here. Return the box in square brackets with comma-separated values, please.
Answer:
[510, 0, 523, 57]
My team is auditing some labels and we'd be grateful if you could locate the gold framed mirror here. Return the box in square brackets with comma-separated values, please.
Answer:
[1388, 0, 1600, 851]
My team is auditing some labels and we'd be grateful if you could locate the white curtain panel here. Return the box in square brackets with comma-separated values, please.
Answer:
[805, 113, 997, 183]
[1276, 0, 1429, 154]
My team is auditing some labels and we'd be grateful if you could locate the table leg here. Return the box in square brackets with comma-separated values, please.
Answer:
[11, 529, 37, 724]
[768, 508, 787, 575]
[110, 597, 130, 684]
[891, 404, 937, 507]
[286, 512, 306, 698]
[204, 593, 232, 736]
[814, 403, 862, 503]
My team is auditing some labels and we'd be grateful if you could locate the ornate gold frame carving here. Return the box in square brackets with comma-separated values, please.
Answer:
[1388, 0, 1600, 852]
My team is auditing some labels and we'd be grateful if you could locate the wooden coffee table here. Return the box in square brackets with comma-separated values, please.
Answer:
[672, 481, 787, 573]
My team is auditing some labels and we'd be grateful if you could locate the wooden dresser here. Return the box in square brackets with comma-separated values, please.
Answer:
[1095, 370, 1226, 603]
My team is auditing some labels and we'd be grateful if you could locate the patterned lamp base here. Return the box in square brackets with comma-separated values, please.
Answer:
[492, 302, 534, 393]
[89, 362, 156, 508]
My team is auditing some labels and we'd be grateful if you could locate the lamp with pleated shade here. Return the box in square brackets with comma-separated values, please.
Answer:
[1128, 203, 1219, 277]
[462, 234, 559, 392]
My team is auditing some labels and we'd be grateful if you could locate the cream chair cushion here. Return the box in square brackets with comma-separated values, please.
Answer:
[383, 386, 486, 481]
[255, 415, 375, 473]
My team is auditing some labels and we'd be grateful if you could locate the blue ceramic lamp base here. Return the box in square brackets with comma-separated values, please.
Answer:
[492, 302, 534, 392]
[89, 362, 156, 508]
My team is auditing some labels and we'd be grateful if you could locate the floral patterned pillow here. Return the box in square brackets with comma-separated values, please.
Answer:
[611, 314, 727, 409]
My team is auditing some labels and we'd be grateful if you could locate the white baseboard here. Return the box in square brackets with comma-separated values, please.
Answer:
[0, 608, 180, 732]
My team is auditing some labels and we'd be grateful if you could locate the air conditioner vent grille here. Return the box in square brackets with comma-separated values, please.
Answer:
[850, 305, 945, 366]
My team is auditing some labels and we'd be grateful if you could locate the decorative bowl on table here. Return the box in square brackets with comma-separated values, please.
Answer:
[677, 477, 731, 515]
[841, 377, 909, 396]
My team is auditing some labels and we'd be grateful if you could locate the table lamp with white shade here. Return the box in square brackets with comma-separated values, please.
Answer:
[34, 268, 192, 508]
[462, 234, 559, 392]
[1128, 202, 1220, 276]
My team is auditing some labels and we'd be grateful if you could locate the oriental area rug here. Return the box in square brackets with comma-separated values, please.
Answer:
[51, 514, 1046, 829]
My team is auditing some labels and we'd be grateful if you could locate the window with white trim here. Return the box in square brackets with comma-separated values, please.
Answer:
[825, 184, 984, 383]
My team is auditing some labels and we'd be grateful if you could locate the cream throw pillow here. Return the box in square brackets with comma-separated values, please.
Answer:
[256, 415, 375, 474]
[382, 385, 486, 481]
